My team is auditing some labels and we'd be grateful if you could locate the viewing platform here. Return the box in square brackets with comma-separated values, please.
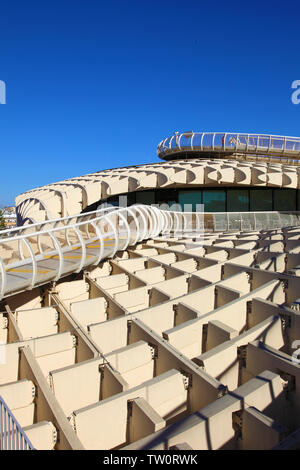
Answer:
[158, 132, 300, 163]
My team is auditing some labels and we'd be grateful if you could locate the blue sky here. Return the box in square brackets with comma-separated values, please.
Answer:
[0, 0, 299, 205]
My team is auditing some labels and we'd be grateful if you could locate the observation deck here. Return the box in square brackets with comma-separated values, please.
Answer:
[157, 132, 300, 162]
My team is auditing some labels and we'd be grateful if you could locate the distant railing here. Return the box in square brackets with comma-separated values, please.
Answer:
[157, 132, 300, 161]
[0, 396, 35, 450]
[202, 211, 300, 232]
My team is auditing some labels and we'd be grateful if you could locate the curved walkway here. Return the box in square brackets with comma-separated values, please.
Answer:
[1, 205, 299, 299]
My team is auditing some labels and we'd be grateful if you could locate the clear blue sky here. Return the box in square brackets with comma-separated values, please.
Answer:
[0, 0, 299, 205]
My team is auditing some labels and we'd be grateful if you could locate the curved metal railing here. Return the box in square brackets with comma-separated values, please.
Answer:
[0, 205, 299, 300]
[157, 132, 300, 161]
[0, 205, 167, 299]
[0, 206, 118, 240]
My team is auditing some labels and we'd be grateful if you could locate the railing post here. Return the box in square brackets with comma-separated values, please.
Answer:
[51, 231, 65, 282]
[21, 238, 37, 289]
[0, 257, 7, 301]
[73, 226, 87, 273]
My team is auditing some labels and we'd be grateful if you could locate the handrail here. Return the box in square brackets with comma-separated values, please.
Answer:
[0, 206, 299, 300]
[0, 206, 117, 239]
[157, 131, 300, 161]
[0, 396, 35, 450]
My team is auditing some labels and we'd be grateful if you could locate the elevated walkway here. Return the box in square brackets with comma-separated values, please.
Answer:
[0, 205, 299, 300]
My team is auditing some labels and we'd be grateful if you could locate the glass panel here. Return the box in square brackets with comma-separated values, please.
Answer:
[227, 189, 249, 212]
[115, 192, 136, 207]
[126, 192, 136, 206]
[213, 213, 228, 231]
[264, 212, 280, 229]
[278, 213, 292, 227]
[225, 134, 238, 150]
[180, 132, 193, 149]
[271, 138, 284, 150]
[202, 134, 214, 148]
[285, 139, 300, 151]
[248, 135, 258, 150]
[178, 191, 202, 212]
[273, 189, 296, 211]
[105, 196, 119, 207]
[237, 135, 248, 148]
[164, 137, 172, 148]
[213, 134, 224, 149]
[203, 190, 226, 212]
[241, 212, 255, 230]
[136, 191, 155, 205]
[250, 189, 272, 211]
[228, 213, 242, 230]
[254, 212, 266, 230]
[169, 136, 177, 149]
[192, 133, 202, 148]
[156, 188, 178, 205]
[257, 136, 270, 149]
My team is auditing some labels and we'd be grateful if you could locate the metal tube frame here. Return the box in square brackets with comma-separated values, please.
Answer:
[0, 206, 299, 299]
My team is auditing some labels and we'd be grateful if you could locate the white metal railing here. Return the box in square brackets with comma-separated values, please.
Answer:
[0, 205, 299, 299]
[0, 396, 35, 450]
[204, 211, 300, 232]
[157, 132, 300, 161]
[0, 206, 118, 240]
